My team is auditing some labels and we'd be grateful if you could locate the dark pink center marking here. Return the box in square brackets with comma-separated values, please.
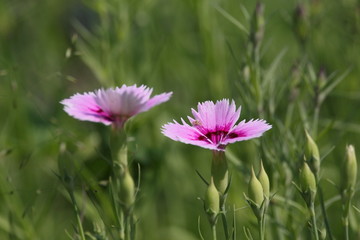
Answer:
[197, 130, 246, 144]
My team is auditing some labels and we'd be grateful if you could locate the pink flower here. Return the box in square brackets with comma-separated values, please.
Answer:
[161, 99, 271, 151]
[61, 84, 172, 129]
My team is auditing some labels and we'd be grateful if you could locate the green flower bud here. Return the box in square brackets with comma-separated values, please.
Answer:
[250, 2, 265, 48]
[258, 161, 270, 198]
[305, 130, 320, 177]
[318, 68, 327, 89]
[300, 162, 317, 193]
[120, 168, 135, 208]
[205, 177, 220, 216]
[117, 145, 128, 167]
[248, 167, 264, 207]
[342, 145, 357, 191]
[293, 3, 309, 44]
[320, 227, 327, 240]
[299, 162, 317, 207]
[243, 65, 250, 82]
[211, 151, 229, 195]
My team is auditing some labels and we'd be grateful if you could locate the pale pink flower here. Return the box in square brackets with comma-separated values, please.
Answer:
[161, 99, 271, 151]
[61, 84, 172, 129]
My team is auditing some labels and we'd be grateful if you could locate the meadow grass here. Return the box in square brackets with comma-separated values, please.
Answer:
[0, 0, 360, 239]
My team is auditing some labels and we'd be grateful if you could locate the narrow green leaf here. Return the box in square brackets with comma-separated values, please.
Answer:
[263, 48, 287, 89]
[214, 5, 249, 34]
[321, 68, 351, 99]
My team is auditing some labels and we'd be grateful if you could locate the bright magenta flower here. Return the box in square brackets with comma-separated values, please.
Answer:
[161, 99, 271, 151]
[61, 84, 172, 129]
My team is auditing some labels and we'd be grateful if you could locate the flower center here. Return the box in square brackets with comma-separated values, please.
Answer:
[198, 131, 242, 145]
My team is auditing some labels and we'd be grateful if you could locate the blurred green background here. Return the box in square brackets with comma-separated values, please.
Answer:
[0, 0, 360, 239]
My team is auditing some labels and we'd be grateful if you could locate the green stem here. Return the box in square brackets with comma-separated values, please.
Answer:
[310, 203, 319, 240]
[312, 94, 321, 137]
[220, 194, 229, 239]
[344, 217, 349, 240]
[342, 189, 354, 240]
[125, 214, 131, 240]
[212, 224, 217, 240]
[318, 186, 334, 240]
[261, 201, 268, 240]
[110, 179, 125, 239]
[258, 218, 264, 240]
[119, 211, 125, 240]
[75, 206, 86, 240]
[70, 192, 86, 240]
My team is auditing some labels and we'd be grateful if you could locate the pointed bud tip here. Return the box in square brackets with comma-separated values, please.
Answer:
[342, 145, 357, 190]
[304, 130, 320, 175]
[258, 161, 270, 198]
[248, 167, 264, 206]
[251, 166, 256, 176]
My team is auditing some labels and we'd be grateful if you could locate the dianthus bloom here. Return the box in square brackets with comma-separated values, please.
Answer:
[61, 84, 172, 129]
[161, 99, 271, 151]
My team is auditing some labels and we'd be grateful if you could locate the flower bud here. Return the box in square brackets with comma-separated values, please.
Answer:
[250, 2, 265, 48]
[300, 162, 316, 193]
[318, 68, 327, 89]
[305, 130, 320, 177]
[120, 168, 135, 209]
[293, 3, 309, 44]
[299, 162, 317, 207]
[205, 177, 220, 216]
[341, 145, 357, 191]
[117, 145, 128, 167]
[320, 227, 327, 240]
[243, 65, 250, 82]
[248, 167, 264, 207]
[211, 151, 229, 195]
[258, 161, 270, 198]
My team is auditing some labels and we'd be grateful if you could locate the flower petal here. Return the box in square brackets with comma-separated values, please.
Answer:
[161, 119, 220, 150]
[161, 99, 271, 151]
[222, 119, 272, 145]
[214, 99, 241, 131]
[191, 99, 240, 133]
[194, 101, 216, 131]
[138, 92, 173, 113]
[61, 84, 172, 127]
[95, 87, 145, 116]
[61, 92, 112, 125]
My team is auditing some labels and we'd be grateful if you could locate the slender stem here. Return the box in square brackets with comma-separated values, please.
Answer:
[126, 220, 131, 240]
[258, 218, 264, 240]
[212, 224, 217, 240]
[75, 205, 86, 240]
[262, 218, 266, 240]
[123, 206, 135, 240]
[342, 189, 353, 240]
[312, 103, 320, 136]
[130, 214, 136, 240]
[109, 178, 125, 239]
[220, 194, 229, 239]
[309, 203, 319, 240]
[125, 213, 131, 240]
[119, 211, 125, 240]
[318, 186, 334, 240]
[261, 201, 268, 240]
[69, 192, 86, 240]
[344, 217, 349, 240]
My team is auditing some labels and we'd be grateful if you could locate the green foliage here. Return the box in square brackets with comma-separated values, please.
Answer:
[0, 0, 360, 239]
